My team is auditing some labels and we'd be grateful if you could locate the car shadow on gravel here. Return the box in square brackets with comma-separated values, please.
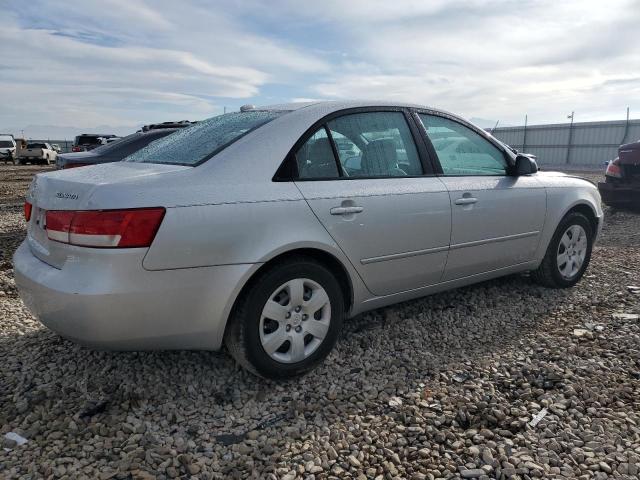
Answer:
[0, 272, 571, 438]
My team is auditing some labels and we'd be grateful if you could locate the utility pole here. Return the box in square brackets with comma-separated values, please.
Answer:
[523, 114, 528, 152]
[566, 111, 574, 165]
[223, 106, 227, 114]
[621, 107, 630, 144]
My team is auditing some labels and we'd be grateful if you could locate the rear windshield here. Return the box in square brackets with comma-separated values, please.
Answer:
[27, 143, 46, 148]
[91, 130, 171, 155]
[90, 135, 133, 154]
[75, 135, 103, 146]
[125, 111, 285, 166]
[0, 141, 14, 147]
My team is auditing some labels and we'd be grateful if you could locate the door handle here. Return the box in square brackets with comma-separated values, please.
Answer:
[330, 206, 364, 215]
[455, 197, 478, 205]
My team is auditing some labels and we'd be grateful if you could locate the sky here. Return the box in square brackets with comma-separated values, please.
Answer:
[1, 0, 639, 138]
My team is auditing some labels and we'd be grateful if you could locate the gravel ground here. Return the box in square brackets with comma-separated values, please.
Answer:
[1, 165, 639, 479]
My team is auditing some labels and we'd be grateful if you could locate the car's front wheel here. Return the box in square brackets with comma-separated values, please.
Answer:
[532, 211, 594, 288]
[225, 256, 344, 379]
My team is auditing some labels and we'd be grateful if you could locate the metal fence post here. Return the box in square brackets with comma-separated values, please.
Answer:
[523, 115, 528, 152]
[621, 107, 630, 145]
[565, 111, 574, 165]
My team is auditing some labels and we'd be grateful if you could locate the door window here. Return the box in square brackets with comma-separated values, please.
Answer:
[418, 114, 507, 176]
[327, 112, 423, 177]
[295, 127, 340, 179]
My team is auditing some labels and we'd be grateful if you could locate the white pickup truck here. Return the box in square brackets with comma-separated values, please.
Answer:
[0, 134, 17, 163]
[18, 142, 57, 165]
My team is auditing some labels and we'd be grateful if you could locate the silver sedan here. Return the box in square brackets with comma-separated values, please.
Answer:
[14, 101, 603, 378]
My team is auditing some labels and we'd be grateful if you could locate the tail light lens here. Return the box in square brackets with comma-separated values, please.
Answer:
[72, 146, 82, 152]
[24, 201, 32, 222]
[45, 208, 165, 248]
[605, 158, 622, 178]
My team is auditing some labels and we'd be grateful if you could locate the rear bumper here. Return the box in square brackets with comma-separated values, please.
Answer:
[598, 181, 640, 206]
[13, 241, 254, 350]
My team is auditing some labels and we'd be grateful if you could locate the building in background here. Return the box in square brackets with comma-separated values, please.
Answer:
[492, 118, 640, 169]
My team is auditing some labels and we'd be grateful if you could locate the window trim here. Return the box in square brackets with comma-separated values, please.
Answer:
[323, 125, 346, 177]
[273, 106, 438, 182]
[411, 108, 516, 177]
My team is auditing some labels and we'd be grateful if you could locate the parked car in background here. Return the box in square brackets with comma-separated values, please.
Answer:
[72, 134, 119, 152]
[18, 142, 57, 165]
[598, 140, 640, 208]
[0, 134, 17, 163]
[141, 120, 194, 132]
[57, 121, 194, 169]
[14, 101, 602, 378]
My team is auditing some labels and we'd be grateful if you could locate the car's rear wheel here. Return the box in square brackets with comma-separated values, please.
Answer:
[532, 211, 593, 288]
[225, 256, 344, 379]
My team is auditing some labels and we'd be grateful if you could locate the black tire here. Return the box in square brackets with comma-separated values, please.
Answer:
[532, 212, 593, 288]
[225, 256, 344, 379]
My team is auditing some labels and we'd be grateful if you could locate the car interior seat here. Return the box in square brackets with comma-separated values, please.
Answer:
[360, 138, 407, 176]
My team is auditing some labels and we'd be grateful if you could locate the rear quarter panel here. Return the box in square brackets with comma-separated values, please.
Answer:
[143, 199, 357, 271]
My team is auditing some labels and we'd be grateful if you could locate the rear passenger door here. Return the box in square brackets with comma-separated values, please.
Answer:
[292, 109, 451, 296]
[415, 112, 546, 281]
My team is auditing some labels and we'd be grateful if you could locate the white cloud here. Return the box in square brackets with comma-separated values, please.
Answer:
[1, 0, 639, 135]
[277, 0, 640, 123]
[0, 0, 329, 130]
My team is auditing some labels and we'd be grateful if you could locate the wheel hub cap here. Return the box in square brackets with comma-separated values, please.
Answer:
[556, 224, 587, 280]
[259, 278, 331, 364]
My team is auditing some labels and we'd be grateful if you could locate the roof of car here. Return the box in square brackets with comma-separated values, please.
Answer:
[252, 100, 490, 141]
[255, 100, 443, 113]
[77, 134, 117, 138]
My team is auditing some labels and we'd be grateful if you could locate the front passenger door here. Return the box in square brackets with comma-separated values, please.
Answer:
[294, 110, 452, 296]
[417, 113, 546, 281]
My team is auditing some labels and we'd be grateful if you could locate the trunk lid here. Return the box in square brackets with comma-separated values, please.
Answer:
[618, 141, 640, 182]
[618, 140, 640, 165]
[26, 162, 190, 268]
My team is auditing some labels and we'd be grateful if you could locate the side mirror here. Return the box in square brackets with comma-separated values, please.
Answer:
[514, 154, 538, 175]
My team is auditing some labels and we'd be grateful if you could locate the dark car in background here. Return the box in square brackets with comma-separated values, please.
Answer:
[598, 140, 640, 208]
[58, 122, 195, 169]
[72, 134, 119, 152]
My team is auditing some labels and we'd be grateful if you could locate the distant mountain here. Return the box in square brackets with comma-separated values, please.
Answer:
[0, 124, 138, 140]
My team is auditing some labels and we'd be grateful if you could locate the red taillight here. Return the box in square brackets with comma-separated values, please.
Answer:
[46, 208, 165, 248]
[605, 158, 622, 178]
[63, 163, 90, 169]
[72, 146, 82, 152]
[24, 201, 32, 222]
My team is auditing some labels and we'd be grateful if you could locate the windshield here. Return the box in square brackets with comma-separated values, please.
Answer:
[0, 141, 14, 148]
[125, 111, 285, 166]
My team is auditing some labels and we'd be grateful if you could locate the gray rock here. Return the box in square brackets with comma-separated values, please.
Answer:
[460, 469, 486, 478]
